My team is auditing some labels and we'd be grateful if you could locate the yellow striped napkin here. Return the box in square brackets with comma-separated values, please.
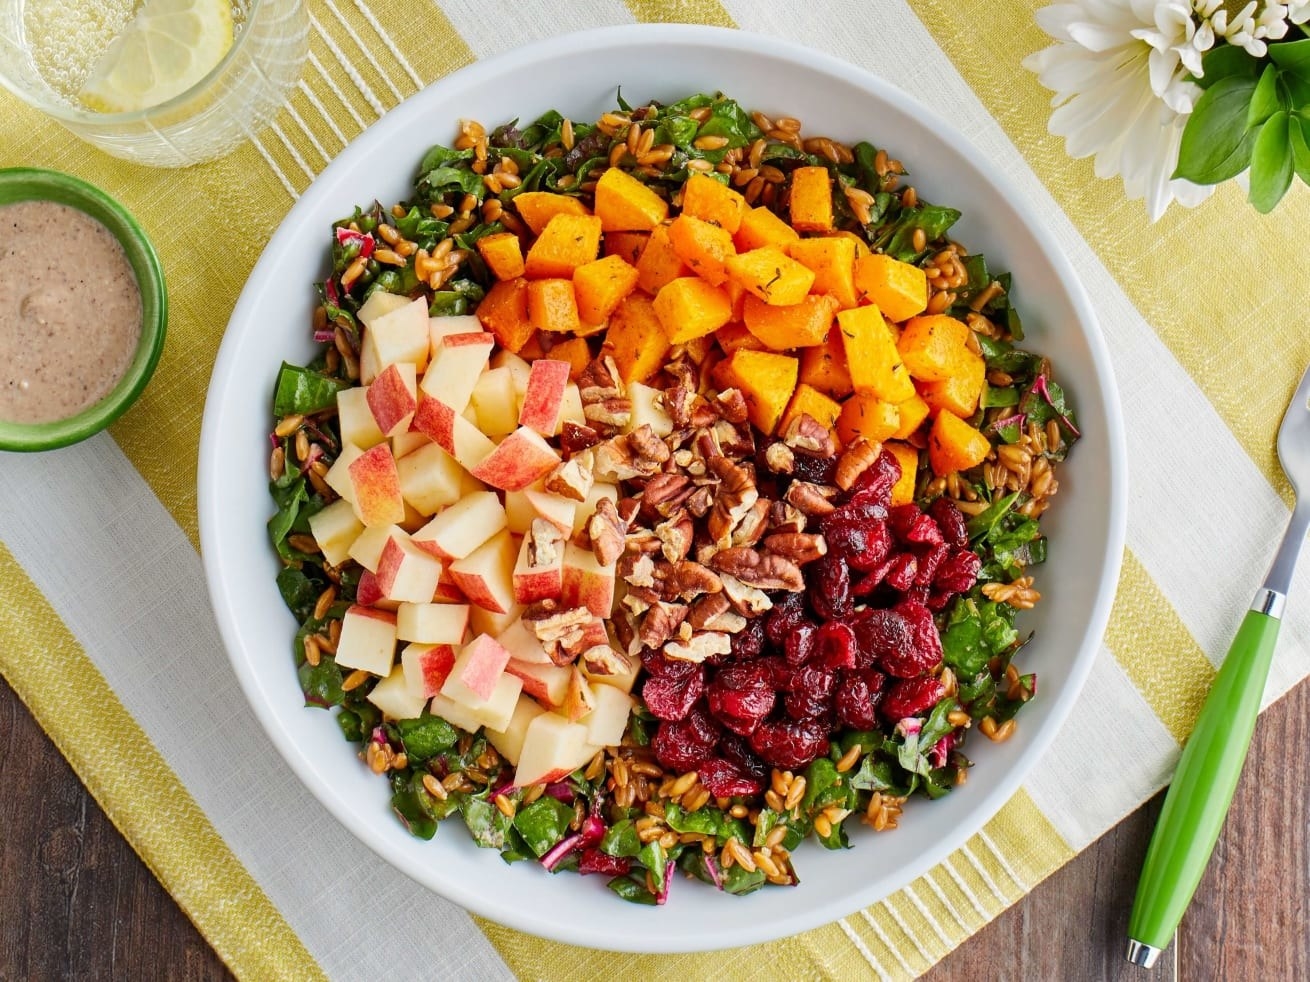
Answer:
[2, 1, 1307, 979]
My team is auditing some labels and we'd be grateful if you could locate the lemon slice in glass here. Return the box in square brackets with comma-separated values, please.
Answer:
[78, 0, 234, 114]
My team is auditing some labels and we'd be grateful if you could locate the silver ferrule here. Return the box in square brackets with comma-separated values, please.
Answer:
[1250, 587, 1287, 620]
[1125, 939, 1162, 969]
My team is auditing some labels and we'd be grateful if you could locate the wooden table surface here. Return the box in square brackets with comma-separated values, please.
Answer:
[2, 673, 1306, 981]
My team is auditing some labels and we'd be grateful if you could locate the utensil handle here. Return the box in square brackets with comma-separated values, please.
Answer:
[1127, 608, 1281, 958]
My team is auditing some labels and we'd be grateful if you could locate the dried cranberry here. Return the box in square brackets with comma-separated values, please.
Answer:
[879, 599, 943, 677]
[578, 848, 631, 876]
[883, 552, 919, 592]
[641, 650, 699, 680]
[697, 757, 766, 797]
[915, 543, 950, 586]
[750, 716, 831, 769]
[852, 556, 895, 596]
[652, 712, 718, 771]
[881, 676, 946, 721]
[926, 589, 956, 611]
[730, 616, 766, 660]
[642, 665, 705, 721]
[766, 592, 807, 646]
[856, 607, 912, 660]
[834, 670, 883, 729]
[784, 620, 819, 666]
[822, 515, 893, 573]
[888, 504, 943, 546]
[790, 452, 838, 485]
[716, 732, 770, 782]
[809, 554, 852, 620]
[934, 549, 982, 594]
[816, 621, 858, 670]
[783, 666, 836, 719]
[929, 497, 969, 548]
[849, 449, 901, 506]
[754, 655, 793, 690]
[706, 662, 777, 735]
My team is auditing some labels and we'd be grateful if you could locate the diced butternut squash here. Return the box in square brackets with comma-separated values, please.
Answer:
[798, 327, 854, 399]
[572, 254, 639, 325]
[836, 392, 900, 445]
[594, 167, 669, 231]
[787, 236, 859, 308]
[884, 441, 919, 506]
[513, 192, 591, 236]
[892, 392, 932, 439]
[605, 292, 669, 384]
[928, 410, 990, 476]
[547, 336, 592, 382]
[854, 254, 928, 322]
[834, 230, 872, 258]
[680, 173, 748, 233]
[780, 383, 842, 437]
[734, 205, 801, 252]
[788, 166, 834, 232]
[635, 223, 690, 295]
[476, 277, 534, 353]
[725, 247, 815, 306]
[652, 277, 733, 344]
[919, 349, 985, 418]
[715, 321, 767, 355]
[715, 348, 799, 436]
[897, 314, 972, 382]
[476, 231, 526, 281]
[526, 278, 580, 334]
[604, 231, 649, 266]
[667, 214, 736, 286]
[518, 332, 547, 361]
[724, 278, 748, 321]
[836, 305, 915, 402]
[524, 213, 602, 279]
[742, 292, 838, 351]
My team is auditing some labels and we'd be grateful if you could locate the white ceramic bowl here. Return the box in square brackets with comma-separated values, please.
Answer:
[199, 24, 1126, 952]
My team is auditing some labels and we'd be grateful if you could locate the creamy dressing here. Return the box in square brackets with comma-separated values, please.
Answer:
[0, 200, 141, 425]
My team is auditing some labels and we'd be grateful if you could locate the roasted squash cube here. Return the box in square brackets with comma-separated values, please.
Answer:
[798, 327, 854, 399]
[897, 314, 972, 382]
[547, 336, 592, 382]
[526, 278, 580, 334]
[513, 192, 591, 236]
[836, 391, 900, 445]
[572, 254, 639, 325]
[715, 348, 799, 436]
[667, 214, 736, 287]
[652, 277, 733, 344]
[854, 254, 929, 322]
[884, 441, 920, 506]
[742, 292, 838, 351]
[635, 223, 690, 295]
[787, 235, 859, 309]
[476, 231, 526, 281]
[604, 292, 669, 384]
[604, 230, 649, 266]
[919, 349, 985, 418]
[725, 247, 815, 306]
[780, 383, 842, 437]
[594, 167, 669, 232]
[524, 213, 603, 279]
[734, 205, 800, 252]
[680, 173, 748, 233]
[836, 305, 915, 402]
[788, 166, 834, 232]
[892, 392, 932, 438]
[476, 277, 533, 353]
[928, 410, 990, 476]
[715, 321, 767, 355]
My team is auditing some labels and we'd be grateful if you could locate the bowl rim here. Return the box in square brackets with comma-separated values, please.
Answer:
[199, 23, 1127, 951]
[0, 167, 168, 452]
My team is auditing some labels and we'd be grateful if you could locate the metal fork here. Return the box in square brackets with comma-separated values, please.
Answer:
[1126, 363, 1310, 967]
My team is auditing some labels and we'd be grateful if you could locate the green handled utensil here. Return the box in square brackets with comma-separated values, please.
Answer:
[1126, 363, 1310, 968]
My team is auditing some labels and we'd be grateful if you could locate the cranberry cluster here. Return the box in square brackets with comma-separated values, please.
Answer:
[644, 450, 981, 795]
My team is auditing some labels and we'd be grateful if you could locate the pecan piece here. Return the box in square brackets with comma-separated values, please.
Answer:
[619, 552, 657, 588]
[763, 442, 795, 475]
[711, 547, 805, 592]
[662, 631, 732, 663]
[835, 437, 883, 491]
[584, 397, 633, 431]
[684, 485, 714, 518]
[782, 413, 837, 458]
[638, 601, 689, 649]
[730, 498, 772, 548]
[577, 355, 623, 402]
[627, 423, 670, 467]
[560, 421, 602, 456]
[718, 573, 774, 617]
[688, 593, 747, 633]
[655, 511, 695, 562]
[640, 472, 691, 521]
[664, 385, 696, 427]
[592, 438, 644, 481]
[767, 500, 808, 534]
[663, 560, 723, 601]
[763, 532, 829, 565]
[543, 452, 594, 501]
[705, 455, 759, 547]
[587, 497, 628, 567]
[583, 644, 634, 676]
[527, 518, 564, 568]
[524, 604, 597, 666]
[785, 480, 838, 517]
[714, 387, 749, 424]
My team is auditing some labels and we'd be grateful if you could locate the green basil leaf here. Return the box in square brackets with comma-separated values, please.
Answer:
[1248, 64, 1282, 127]
[1174, 75, 1259, 183]
[1249, 111, 1295, 213]
[1269, 37, 1310, 77]
[1197, 43, 1262, 88]
[1291, 115, 1310, 184]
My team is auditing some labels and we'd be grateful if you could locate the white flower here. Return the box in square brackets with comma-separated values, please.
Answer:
[1024, 1, 1214, 221]
[1290, 1, 1310, 24]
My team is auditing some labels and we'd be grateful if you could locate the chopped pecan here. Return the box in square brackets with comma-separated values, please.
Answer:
[730, 498, 771, 548]
[785, 480, 838, 517]
[662, 631, 732, 663]
[688, 593, 747, 633]
[543, 452, 594, 501]
[663, 559, 723, 601]
[767, 500, 808, 534]
[640, 472, 691, 521]
[834, 436, 883, 491]
[764, 442, 795, 475]
[627, 423, 670, 467]
[592, 438, 644, 481]
[719, 573, 774, 617]
[620, 552, 657, 588]
[710, 547, 805, 592]
[527, 518, 564, 568]
[566, 667, 598, 715]
[782, 413, 837, 458]
[705, 456, 759, 547]
[609, 610, 640, 657]
[763, 531, 828, 565]
[577, 355, 623, 402]
[584, 397, 633, 431]
[711, 418, 755, 457]
[684, 485, 714, 517]
[664, 385, 696, 427]
[524, 604, 596, 666]
[655, 512, 695, 562]
[587, 497, 628, 567]
[560, 421, 602, 456]
[625, 527, 663, 555]
[621, 591, 653, 617]
[714, 387, 749, 424]
[638, 601, 689, 649]
[583, 644, 634, 676]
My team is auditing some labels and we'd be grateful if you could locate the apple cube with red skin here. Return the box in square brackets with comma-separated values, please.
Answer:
[432, 565, 466, 604]
[495, 616, 552, 665]
[410, 491, 506, 561]
[354, 570, 398, 610]
[583, 681, 634, 746]
[518, 359, 571, 436]
[307, 498, 363, 566]
[523, 488, 576, 534]
[491, 348, 532, 400]
[470, 365, 520, 437]
[420, 331, 495, 413]
[396, 602, 470, 644]
[411, 395, 496, 471]
[362, 297, 430, 381]
[428, 314, 482, 355]
[367, 665, 428, 720]
[348, 443, 406, 527]
[395, 442, 464, 517]
[470, 600, 523, 639]
[431, 670, 522, 733]
[337, 387, 386, 450]
[324, 443, 366, 504]
[513, 713, 599, 787]
[347, 523, 402, 573]
[484, 696, 546, 766]
[366, 362, 418, 437]
[448, 529, 518, 614]
[400, 642, 457, 699]
[512, 532, 564, 605]
[335, 605, 398, 676]
[390, 427, 430, 460]
[561, 541, 616, 618]
[357, 290, 412, 327]
[504, 658, 571, 708]
[469, 426, 560, 492]
[376, 535, 444, 603]
[441, 633, 512, 702]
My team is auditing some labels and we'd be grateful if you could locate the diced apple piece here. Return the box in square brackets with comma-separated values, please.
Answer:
[512, 529, 565, 604]
[562, 667, 597, 722]
[411, 491, 507, 561]
[324, 443, 366, 504]
[376, 533, 444, 603]
[411, 395, 496, 470]
[490, 348, 532, 400]
[504, 658, 571, 708]
[433, 563, 467, 604]
[337, 387, 386, 450]
[561, 542, 616, 618]
[307, 498, 363, 566]
[367, 665, 428, 720]
[365, 297, 430, 378]
[495, 616, 552, 666]
[390, 428, 430, 459]
[396, 602, 470, 644]
[448, 529, 518, 614]
[429, 692, 485, 734]
[626, 381, 674, 437]
[395, 442, 464, 517]
[583, 680, 634, 746]
[469, 365, 520, 437]
[523, 488, 577, 534]
[366, 362, 418, 437]
[348, 443, 405, 527]
[420, 331, 495, 413]
[347, 523, 402, 573]
[519, 358, 571, 436]
[470, 601, 523, 639]
[484, 696, 546, 766]
[400, 642, 458, 699]
[469, 426, 561, 492]
[571, 482, 619, 537]
[355, 570, 398, 610]
[582, 653, 640, 694]
[442, 633, 512, 701]
[513, 713, 599, 787]
[428, 314, 483, 356]
[437, 668, 522, 732]
[503, 486, 539, 535]
[336, 605, 397, 676]
[357, 290, 412, 326]
[557, 383, 585, 431]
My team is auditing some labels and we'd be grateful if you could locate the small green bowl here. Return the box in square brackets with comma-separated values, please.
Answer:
[0, 168, 167, 452]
